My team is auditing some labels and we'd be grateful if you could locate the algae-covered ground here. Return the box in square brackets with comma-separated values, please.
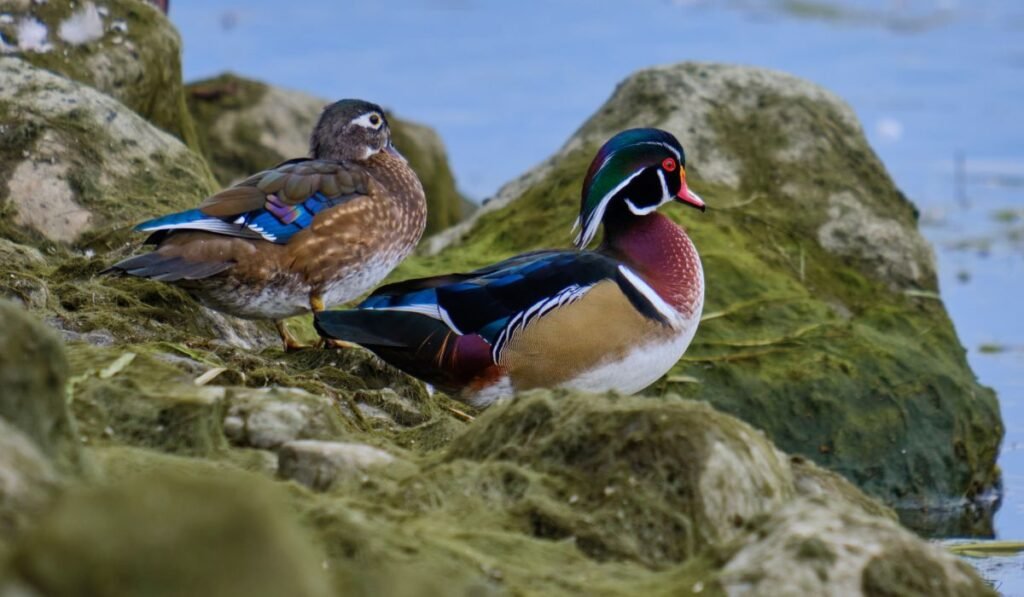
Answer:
[186, 73, 475, 235]
[0, 298, 994, 595]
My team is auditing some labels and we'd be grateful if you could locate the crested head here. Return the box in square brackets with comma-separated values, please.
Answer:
[310, 99, 398, 162]
[574, 128, 705, 248]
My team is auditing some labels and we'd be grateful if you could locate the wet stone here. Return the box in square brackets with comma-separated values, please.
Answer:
[277, 440, 396, 491]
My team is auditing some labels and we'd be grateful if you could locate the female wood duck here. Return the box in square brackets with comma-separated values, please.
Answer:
[105, 99, 427, 350]
[315, 128, 705, 407]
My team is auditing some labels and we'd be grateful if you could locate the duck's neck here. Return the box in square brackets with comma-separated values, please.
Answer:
[364, 151, 427, 240]
[600, 204, 703, 319]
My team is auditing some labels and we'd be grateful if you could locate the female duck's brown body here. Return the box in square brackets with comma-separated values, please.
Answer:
[161, 151, 424, 320]
[107, 100, 425, 349]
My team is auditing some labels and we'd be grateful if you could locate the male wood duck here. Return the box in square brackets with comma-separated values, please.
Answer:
[105, 99, 427, 350]
[315, 128, 705, 407]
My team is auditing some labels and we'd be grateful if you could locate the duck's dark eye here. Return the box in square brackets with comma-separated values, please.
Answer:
[662, 158, 676, 172]
[369, 114, 381, 127]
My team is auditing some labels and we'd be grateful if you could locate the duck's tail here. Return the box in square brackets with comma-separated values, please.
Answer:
[314, 309, 495, 394]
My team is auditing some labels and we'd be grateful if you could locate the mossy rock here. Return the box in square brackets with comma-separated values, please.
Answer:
[0, 56, 216, 248]
[286, 392, 983, 595]
[0, 300, 82, 474]
[8, 469, 332, 597]
[442, 391, 794, 567]
[0, 0, 199, 150]
[185, 72, 475, 234]
[406, 62, 1002, 509]
[63, 339, 466, 453]
[719, 497, 995, 596]
[0, 419, 60, 543]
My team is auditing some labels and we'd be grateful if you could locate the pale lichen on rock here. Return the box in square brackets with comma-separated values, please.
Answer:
[0, 56, 216, 246]
[0, 0, 199, 149]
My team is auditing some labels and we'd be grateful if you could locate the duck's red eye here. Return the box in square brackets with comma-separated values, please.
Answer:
[662, 158, 676, 171]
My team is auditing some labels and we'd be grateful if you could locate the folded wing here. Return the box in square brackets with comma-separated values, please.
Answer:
[135, 159, 370, 245]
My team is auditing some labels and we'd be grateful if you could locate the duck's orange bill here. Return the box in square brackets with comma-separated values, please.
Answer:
[677, 181, 706, 212]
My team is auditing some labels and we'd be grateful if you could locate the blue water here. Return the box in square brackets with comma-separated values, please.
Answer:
[173, 0, 1024, 547]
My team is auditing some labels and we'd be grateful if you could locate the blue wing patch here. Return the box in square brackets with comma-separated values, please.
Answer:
[136, 192, 353, 244]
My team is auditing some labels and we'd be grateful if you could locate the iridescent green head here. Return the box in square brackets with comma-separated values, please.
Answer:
[575, 128, 704, 248]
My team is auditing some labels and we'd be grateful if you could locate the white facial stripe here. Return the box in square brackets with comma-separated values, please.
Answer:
[625, 197, 659, 216]
[594, 165, 676, 223]
[352, 112, 384, 130]
[575, 168, 645, 248]
[657, 168, 671, 200]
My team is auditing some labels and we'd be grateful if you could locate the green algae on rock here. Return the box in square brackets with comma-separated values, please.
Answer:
[719, 496, 995, 596]
[62, 337, 467, 458]
[0, 0, 200, 150]
[268, 391, 989, 595]
[0, 56, 217, 247]
[444, 391, 794, 568]
[186, 72, 475, 234]
[1, 326, 992, 595]
[0, 300, 82, 474]
[0, 419, 60, 542]
[8, 470, 332, 597]
[408, 62, 1002, 511]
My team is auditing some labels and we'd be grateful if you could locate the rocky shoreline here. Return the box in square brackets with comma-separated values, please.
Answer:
[0, 2, 1002, 595]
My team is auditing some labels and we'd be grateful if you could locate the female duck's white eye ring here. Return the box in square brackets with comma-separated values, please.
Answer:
[354, 113, 384, 130]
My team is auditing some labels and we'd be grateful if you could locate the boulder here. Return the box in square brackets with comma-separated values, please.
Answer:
[0, 58, 278, 349]
[224, 387, 350, 450]
[444, 391, 795, 567]
[719, 497, 994, 596]
[410, 62, 1002, 509]
[277, 440, 397, 491]
[0, 0, 199, 149]
[186, 73, 475, 234]
[329, 391, 986, 594]
[0, 419, 60, 541]
[7, 470, 332, 597]
[0, 56, 216, 247]
[0, 300, 81, 473]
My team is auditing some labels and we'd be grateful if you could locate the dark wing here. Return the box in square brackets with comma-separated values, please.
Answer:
[329, 250, 668, 343]
[134, 159, 371, 245]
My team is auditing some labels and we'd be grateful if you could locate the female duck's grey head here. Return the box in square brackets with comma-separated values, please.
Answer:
[310, 99, 401, 162]
[574, 128, 705, 248]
